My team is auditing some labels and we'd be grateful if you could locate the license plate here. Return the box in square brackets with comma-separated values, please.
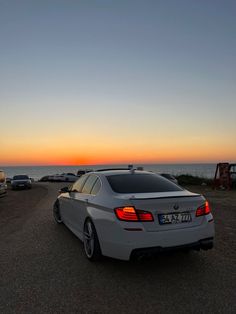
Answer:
[158, 212, 192, 225]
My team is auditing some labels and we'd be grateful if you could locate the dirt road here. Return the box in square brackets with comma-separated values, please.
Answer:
[0, 183, 235, 313]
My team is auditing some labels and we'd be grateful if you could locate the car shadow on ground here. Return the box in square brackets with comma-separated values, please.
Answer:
[53, 220, 208, 272]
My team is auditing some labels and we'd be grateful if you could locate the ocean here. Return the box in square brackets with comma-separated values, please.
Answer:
[1, 164, 217, 180]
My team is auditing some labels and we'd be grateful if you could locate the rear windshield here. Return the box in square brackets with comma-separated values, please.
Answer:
[13, 175, 29, 180]
[107, 173, 183, 194]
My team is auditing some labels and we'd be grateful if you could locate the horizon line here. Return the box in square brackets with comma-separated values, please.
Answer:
[1, 161, 235, 167]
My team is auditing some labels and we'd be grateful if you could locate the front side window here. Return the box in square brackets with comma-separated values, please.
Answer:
[107, 173, 183, 194]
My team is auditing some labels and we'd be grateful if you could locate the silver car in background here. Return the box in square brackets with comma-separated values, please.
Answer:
[53, 169, 214, 261]
[11, 175, 32, 190]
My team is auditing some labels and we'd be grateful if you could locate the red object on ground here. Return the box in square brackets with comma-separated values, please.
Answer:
[213, 163, 231, 190]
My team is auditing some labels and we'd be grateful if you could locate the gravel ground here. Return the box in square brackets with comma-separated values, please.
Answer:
[0, 183, 236, 314]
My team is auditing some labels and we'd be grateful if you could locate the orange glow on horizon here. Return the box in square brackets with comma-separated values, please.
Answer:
[1, 147, 236, 166]
[1, 132, 236, 166]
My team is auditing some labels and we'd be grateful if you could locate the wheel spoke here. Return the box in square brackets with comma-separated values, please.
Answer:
[87, 223, 93, 236]
[84, 221, 94, 258]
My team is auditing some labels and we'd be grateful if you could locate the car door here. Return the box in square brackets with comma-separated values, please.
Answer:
[69, 175, 98, 237]
[60, 175, 89, 228]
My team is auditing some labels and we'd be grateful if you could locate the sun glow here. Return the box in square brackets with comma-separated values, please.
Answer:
[1, 135, 236, 166]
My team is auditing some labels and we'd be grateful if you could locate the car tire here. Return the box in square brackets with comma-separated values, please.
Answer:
[53, 200, 63, 224]
[83, 219, 102, 261]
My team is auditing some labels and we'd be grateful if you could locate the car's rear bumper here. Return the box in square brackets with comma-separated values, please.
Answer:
[98, 217, 215, 261]
[130, 237, 214, 259]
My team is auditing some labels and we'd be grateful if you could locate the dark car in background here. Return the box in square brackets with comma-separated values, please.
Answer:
[77, 169, 93, 177]
[11, 175, 32, 190]
[160, 173, 178, 184]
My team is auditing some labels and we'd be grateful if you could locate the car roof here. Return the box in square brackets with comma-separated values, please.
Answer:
[91, 169, 155, 176]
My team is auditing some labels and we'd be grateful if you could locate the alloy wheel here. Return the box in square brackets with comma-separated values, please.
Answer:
[83, 220, 95, 258]
[53, 202, 62, 223]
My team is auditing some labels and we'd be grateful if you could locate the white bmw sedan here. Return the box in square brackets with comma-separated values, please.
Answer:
[53, 169, 214, 261]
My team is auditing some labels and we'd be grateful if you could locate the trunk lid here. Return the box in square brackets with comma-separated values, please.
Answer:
[121, 190, 205, 231]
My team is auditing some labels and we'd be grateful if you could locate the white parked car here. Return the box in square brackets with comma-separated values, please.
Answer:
[48, 173, 78, 182]
[53, 169, 215, 261]
[61, 173, 78, 182]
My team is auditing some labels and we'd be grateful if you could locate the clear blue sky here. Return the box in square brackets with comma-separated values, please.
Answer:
[1, 0, 236, 165]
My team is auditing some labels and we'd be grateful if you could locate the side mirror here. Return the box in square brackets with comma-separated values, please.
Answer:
[59, 186, 70, 194]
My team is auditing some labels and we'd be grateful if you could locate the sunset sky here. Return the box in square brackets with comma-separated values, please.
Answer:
[1, 0, 236, 166]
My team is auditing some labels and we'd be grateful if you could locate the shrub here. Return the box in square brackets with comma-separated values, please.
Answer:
[176, 174, 213, 186]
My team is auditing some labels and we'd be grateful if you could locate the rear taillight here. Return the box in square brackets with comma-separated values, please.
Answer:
[115, 207, 154, 222]
[115, 207, 138, 221]
[196, 201, 211, 217]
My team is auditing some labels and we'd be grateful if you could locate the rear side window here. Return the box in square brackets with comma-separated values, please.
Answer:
[81, 175, 98, 194]
[107, 174, 183, 194]
[91, 179, 101, 195]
